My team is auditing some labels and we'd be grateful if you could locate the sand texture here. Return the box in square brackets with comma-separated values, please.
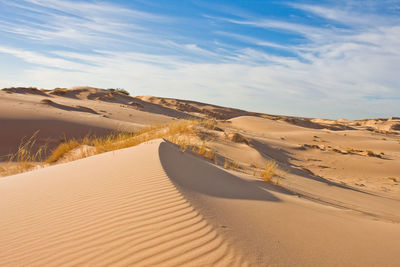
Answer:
[1, 87, 400, 266]
[1, 140, 400, 266]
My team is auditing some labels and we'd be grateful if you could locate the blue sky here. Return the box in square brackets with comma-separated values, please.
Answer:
[0, 0, 399, 119]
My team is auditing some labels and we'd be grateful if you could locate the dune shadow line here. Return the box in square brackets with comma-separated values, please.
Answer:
[159, 141, 280, 202]
[41, 100, 98, 114]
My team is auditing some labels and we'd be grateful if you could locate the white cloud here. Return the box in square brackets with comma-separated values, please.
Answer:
[0, 46, 92, 70]
[0, 0, 399, 119]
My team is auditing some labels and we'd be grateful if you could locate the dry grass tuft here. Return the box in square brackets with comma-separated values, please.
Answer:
[8, 132, 45, 163]
[197, 142, 206, 155]
[261, 161, 277, 182]
[224, 159, 230, 169]
[4, 131, 47, 176]
[46, 140, 80, 163]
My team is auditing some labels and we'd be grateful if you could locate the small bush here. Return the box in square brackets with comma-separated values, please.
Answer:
[228, 133, 249, 144]
[52, 88, 68, 95]
[41, 99, 55, 105]
[366, 150, 382, 158]
[108, 88, 130, 96]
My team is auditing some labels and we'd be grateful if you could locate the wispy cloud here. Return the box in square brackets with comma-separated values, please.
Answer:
[0, 0, 167, 48]
[0, 0, 399, 119]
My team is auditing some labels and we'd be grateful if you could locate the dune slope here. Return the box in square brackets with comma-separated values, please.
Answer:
[2, 139, 400, 266]
[0, 140, 246, 266]
[161, 141, 400, 266]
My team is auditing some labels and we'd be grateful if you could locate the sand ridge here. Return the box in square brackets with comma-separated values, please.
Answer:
[0, 140, 247, 266]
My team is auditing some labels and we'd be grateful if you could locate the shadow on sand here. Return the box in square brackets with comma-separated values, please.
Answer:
[250, 138, 378, 196]
[159, 141, 282, 202]
[41, 99, 99, 114]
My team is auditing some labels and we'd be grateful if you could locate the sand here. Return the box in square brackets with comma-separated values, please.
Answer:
[226, 116, 400, 198]
[1, 88, 400, 266]
[0, 88, 185, 160]
[1, 139, 400, 266]
[0, 140, 247, 266]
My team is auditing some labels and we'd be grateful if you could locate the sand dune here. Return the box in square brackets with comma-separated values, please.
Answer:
[161, 141, 400, 266]
[0, 88, 182, 160]
[0, 140, 247, 266]
[2, 89, 400, 265]
[227, 116, 400, 197]
[1, 140, 400, 266]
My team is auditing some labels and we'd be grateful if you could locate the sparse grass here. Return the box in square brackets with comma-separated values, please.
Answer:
[261, 161, 277, 183]
[4, 131, 47, 176]
[8, 131, 46, 163]
[2, 119, 235, 177]
[45, 120, 217, 165]
[222, 159, 240, 171]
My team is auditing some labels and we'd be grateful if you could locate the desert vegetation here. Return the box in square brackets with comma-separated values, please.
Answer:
[1, 131, 46, 176]
[107, 88, 130, 95]
[366, 150, 384, 158]
[1, 120, 221, 176]
[0, 118, 284, 186]
[261, 161, 278, 183]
